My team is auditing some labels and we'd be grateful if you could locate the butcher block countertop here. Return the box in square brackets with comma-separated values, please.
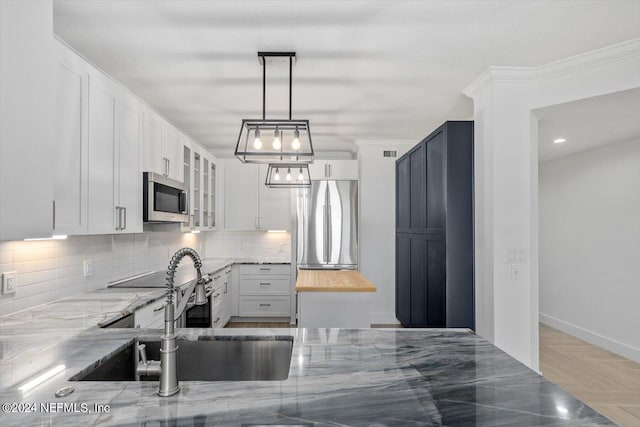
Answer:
[296, 269, 377, 292]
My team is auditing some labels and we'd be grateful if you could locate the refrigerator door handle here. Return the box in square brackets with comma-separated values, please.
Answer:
[326, 204, 332, 263]
[323, 204, 329, 263]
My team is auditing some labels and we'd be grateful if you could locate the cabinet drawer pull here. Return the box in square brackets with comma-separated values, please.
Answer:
[213, 292, 221, 298]
[259, 267, 271, 271]
[153, 305, 165, 313]
[259, 304, 271, 307]
[259, 282, 271, 286]
[215, 317, 220, 322]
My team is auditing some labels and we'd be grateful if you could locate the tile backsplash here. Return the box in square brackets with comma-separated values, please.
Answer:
[205, 230, 291, 259]
[0, 232, 204, 316]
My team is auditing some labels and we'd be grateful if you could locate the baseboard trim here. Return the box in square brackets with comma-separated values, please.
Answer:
[540, 312, 640, 363]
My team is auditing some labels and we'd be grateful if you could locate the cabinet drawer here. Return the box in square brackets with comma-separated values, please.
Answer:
[239, 296, 290, 317]
[238, 264, 290, 275]
[239, 277, 290, 295]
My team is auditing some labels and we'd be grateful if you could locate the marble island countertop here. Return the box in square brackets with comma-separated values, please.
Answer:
[0, 254, 613, 426]
[0, 327, 613, 426]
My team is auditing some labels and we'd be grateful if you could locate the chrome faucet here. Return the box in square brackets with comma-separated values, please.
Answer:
[136, 247, 208, 397]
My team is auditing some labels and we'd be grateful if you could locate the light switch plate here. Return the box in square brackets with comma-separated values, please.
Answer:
[2, 272, 17, 294]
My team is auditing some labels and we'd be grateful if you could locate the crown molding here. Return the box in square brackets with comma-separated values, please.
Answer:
[463, 38, 640, 99]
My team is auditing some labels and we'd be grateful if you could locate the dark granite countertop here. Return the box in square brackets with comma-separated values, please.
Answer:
[0, 327, 613, 426]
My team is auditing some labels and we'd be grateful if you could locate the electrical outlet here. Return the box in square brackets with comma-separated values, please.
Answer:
[83, 260, 93, 277]
[510, 264, 522, 280]
[2, 272, 17, 294]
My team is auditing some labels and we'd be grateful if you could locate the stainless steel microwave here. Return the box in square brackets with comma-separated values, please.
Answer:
[143, 172, 189, 223]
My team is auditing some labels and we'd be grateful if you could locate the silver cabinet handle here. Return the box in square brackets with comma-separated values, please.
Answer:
[123, 207, 127, 230]
[213, 292, 220, 298]
[328, 163, 332, 177]
[324, 163, 329, 178]
[52, 201, 56, 230]
[259, 282, 271, 286]
[214, 317, 220, 323]
[259, 267, 271, 271]
[259, 304, 271, 307]
[115, 206, 121, 231]
[224, 282, 228, 294]
[162, 157, 169, 177]
[153, 304, 165, 313]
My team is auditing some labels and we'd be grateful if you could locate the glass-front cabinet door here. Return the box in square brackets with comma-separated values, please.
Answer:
[210, 162, 216, 229]
[193, 152, 201, 228]
[181, 144, 192, 231]
[203, 158, 209, 228]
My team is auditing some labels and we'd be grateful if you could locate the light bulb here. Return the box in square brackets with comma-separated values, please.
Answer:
[253, 129, 262, 150]
[273, 128, 281, 150]
[286, 168, 292, 181]
[298, 168, 304, 181]
[274, 168, 280, 181]
[292, 128, 300, 150]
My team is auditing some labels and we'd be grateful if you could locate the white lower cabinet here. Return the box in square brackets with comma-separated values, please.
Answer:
[211, 266, 231, 327]
[134, 297, 167, 329]
[239, 296, 291, 317]
[235, 264, 292, 318]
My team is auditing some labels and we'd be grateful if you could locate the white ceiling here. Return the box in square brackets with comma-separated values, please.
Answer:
[536, 88, 640, 163]
[53, 0, 640, 153]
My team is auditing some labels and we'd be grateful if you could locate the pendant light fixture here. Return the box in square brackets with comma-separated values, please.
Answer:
[265, 163, 311, 188]
[235, 52, 314, 164]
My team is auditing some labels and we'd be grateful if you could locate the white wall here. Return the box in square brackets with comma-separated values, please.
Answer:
[463, 39, 640, 370]
[0, 232, 204, 316]
[539, 138, 640, 362]
[356, 141, 414, 325]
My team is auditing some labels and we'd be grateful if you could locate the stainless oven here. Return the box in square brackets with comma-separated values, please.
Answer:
[143, 172, 189, 223]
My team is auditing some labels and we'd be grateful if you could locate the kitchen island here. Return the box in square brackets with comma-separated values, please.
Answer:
[296, 269, 377, 328]
[0, 326, 613, 426]
[0, 267, 613, 426]
[0, 289, 613, 426]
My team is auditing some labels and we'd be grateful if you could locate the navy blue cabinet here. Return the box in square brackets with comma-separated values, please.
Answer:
[395, 121, 474, 329]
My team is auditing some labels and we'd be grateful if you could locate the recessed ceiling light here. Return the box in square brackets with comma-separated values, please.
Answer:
[553, 138, 566, 144]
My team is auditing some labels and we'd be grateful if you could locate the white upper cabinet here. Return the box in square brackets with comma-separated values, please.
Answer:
[309, 160, 358, 180]
[162, 125, 184, 182]
[258, 164, 291, 231]
[52, 43, 89, 235]
[142, 111, 183, 182]
[142, 111, 164, 176]
[0, 1, 54, 241]
[224, 162, 260, 230]
[223, 161, 290, 231]
[87, 70, 119, 235]
[117, 95, 143, 233]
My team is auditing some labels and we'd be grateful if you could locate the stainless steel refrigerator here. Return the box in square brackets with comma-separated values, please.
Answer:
[296, 180, 358, 269]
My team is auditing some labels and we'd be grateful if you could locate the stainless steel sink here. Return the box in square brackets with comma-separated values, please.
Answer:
[71, 336, 293, 382]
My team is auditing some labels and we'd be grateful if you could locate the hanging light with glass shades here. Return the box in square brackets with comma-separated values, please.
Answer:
[265, 163, 311, 188]
[234, 52, 314, 164]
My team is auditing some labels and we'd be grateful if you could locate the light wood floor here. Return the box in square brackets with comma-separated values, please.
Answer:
[540, 324, 640, 426]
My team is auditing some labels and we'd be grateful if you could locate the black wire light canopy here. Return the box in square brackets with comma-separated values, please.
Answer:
[234, 52, 314, 164]
[264, 163, 311, 188]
